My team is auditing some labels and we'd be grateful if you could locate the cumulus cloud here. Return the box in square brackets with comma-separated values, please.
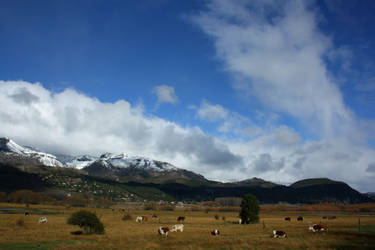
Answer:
[0, 81, 241, 176]
[1, 80, 375, 191]
[153, 84, 178, 104]
[192, 0, 353, 138]
[196, 100, 228, 121]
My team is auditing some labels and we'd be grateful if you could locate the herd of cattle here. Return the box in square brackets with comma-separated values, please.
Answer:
[25, 211, 332, 238]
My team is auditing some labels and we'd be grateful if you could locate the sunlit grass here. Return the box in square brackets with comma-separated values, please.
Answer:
[0, 203, 374, 249]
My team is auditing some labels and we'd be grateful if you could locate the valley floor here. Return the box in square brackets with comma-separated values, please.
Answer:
[0, 203, 375, 249]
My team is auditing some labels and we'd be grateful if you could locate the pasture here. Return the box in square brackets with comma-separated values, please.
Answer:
[0, 203, 375, 249]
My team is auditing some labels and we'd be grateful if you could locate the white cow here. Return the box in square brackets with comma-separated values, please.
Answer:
[38, 217, 48, 223]
[136, 216, 147, 223]
[170, 224, 184, 232]
[238, 218, 242, 224]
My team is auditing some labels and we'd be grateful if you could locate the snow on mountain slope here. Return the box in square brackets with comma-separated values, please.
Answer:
[0, 137, 63, 167]
[95, 153, 179, 172]
[65, 155, 98, 169]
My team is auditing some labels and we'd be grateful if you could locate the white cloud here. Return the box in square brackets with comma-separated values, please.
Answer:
[1, 80, 375, 191]
[0, 81, 241, 175]
[153, 84, 178, 104]
[192, 0, 353, 138]
[196, 100, 228, 121]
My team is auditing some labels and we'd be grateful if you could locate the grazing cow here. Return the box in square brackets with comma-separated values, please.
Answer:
[158, 226, 169, 236]
[170, 224, 184, 232]
[38, 217, 48, 223]
[309, 224, 328, 232]
[284, 217, 291, 221]
[211, 229, 220, 236]
[24, 212, 30, 216]
[177, 216, 185, 223]
[152, 214, 158, 219]
[322, 216, 327, 219]
[273, 230, 287, 238]
[136, 216, 148, 223]
[297, 216, 304, 221]
[328, 216, 337, 220]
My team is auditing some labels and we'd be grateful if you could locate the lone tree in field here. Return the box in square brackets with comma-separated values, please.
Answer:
[67, 210, 104, 234]
[239, 194, 259, 224]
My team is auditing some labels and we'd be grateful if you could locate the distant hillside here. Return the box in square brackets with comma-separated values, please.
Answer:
[0, 137, 373, 204]
[290, 178, 342, 188]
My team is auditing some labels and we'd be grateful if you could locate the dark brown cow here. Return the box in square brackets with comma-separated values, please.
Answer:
[273, 230, 287, 238]
[297, 216, 304, 221]
[158, 226, 169, 236]
[211, 229, 220, 236]
[309, 224, 328, 232]
[327, 216, 337, 220]
[284, 217, 291, 221]
[177, 216, 185, 223]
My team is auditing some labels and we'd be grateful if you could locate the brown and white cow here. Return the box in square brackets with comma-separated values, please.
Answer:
[211, 229, 220, 236]
[273, 230, 287, 238]
[297, 216, 304, 221]
[284, 217, 291, 221]
[158, 226, 169, 236]
[152, 214, 158, 220]
[177, 216, 185, 223]
[309, 224, 328, 232]
[136, 216, 148, 223]
[170, 224, 184, 232]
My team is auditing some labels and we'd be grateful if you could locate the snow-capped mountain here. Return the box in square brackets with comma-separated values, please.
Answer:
[0, 137, 63, 167]
[82, 153, 207, 183]
[0, 137, 208, 184]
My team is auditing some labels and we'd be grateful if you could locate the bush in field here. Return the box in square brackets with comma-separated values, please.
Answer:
[67, 210, 104, 234]
[239, 194, 259, 224]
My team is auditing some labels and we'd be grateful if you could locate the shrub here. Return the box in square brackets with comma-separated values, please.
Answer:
[239, 194, 259, 224]
[214, 214, 219, 220]
[67, 210, 104, 234]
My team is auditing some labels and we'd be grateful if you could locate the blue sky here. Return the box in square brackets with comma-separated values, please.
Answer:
[1, 0, 375, 191]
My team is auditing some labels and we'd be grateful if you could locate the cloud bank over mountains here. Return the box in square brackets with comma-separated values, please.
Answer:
[1, 80, 374, 191]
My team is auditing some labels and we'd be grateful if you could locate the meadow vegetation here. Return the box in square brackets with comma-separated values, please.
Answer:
[0, 202, 374, 249]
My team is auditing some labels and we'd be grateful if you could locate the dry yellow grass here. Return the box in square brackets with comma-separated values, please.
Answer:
[0, 203, 374, 249]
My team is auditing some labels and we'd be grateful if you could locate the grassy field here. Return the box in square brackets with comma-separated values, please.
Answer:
[0, 203, 375, 249]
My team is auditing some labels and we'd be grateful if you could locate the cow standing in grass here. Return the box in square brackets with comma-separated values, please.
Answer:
[158, 226, 169, 236]
[211, 229, 220, 236]
[170, 224, 184, 232]
[284, 217, 291, 221]
[297, 216, 304, 221]
[136, 216, 147, 223]
[309, 224, 328, 232]
[273, 230, 287, 238]
[38, 217, 48, 223]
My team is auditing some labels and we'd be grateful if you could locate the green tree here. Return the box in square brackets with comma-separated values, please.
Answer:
[239, 194, 259, 224]
[67, 210, 104, 234]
